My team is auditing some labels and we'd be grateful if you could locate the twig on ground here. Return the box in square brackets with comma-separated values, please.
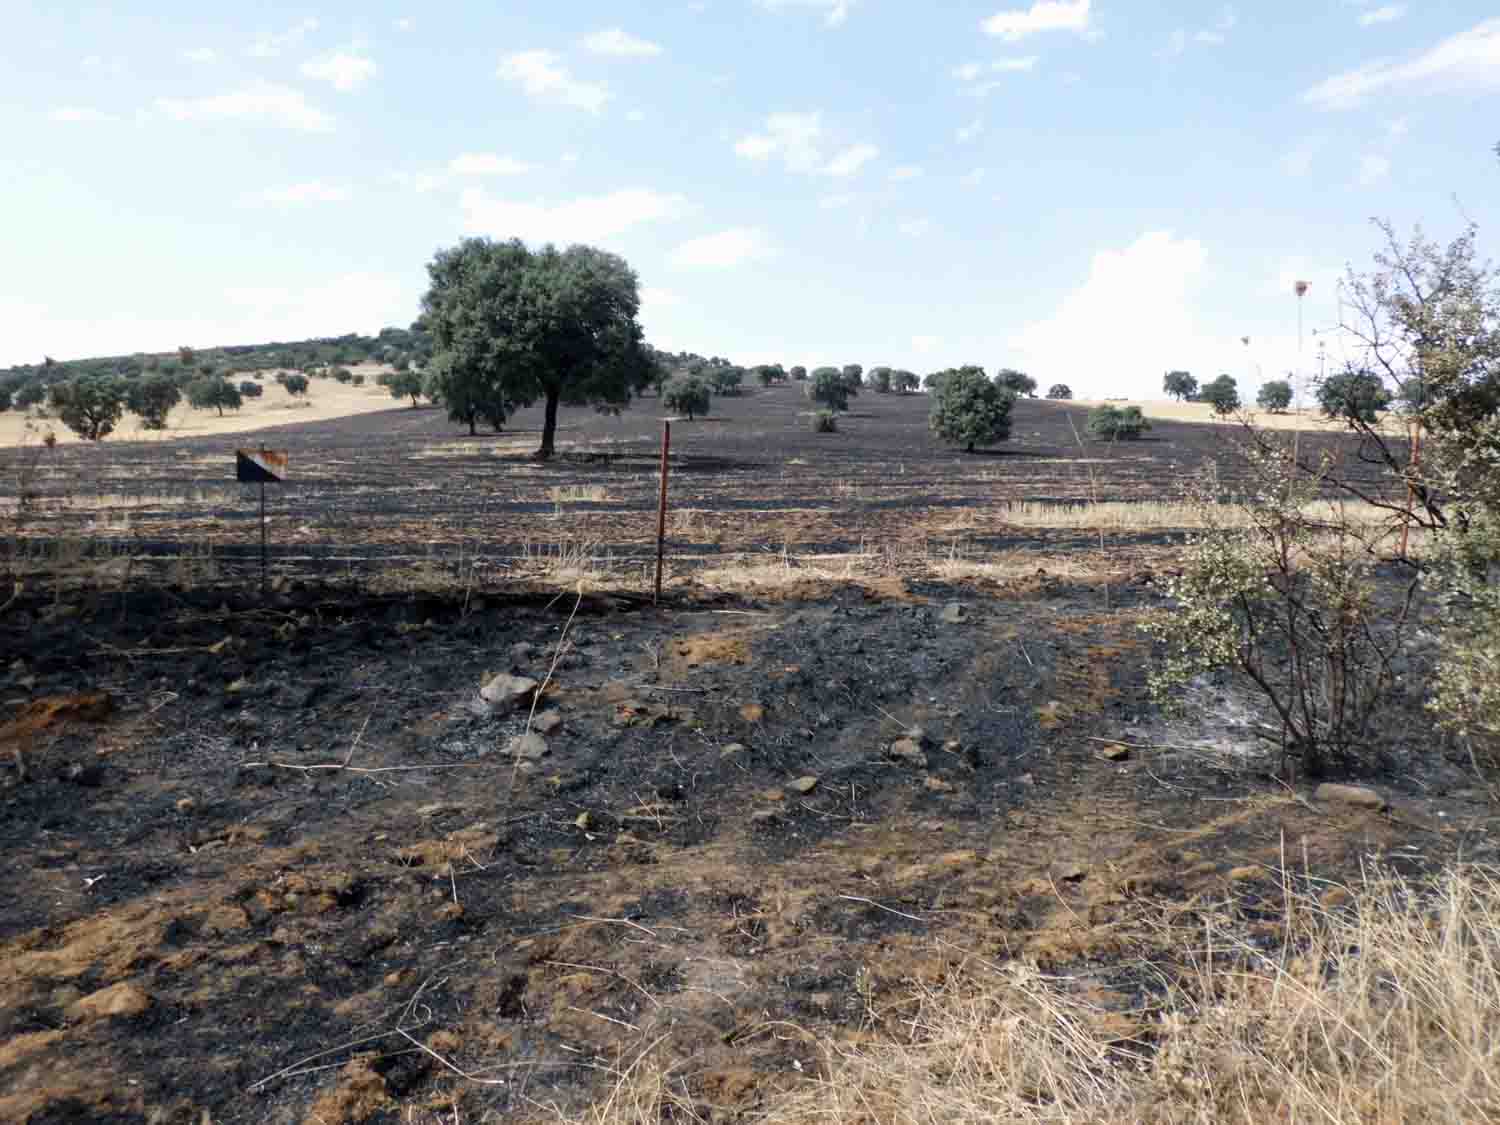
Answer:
[566, 1006, 640, 1033]
[513, 584, 584, 792]
[563, 914, 659, 938]
[838, 894, 928, 924]
[343, 713, 371, 768]
[545, 960, 662, 1009]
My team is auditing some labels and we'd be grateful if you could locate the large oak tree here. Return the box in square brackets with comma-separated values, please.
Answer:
[421, 237, 653, 456]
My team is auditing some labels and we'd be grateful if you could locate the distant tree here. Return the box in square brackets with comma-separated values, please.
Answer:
[755, 363, 787, 387]
[178, 345, 196, 367]
[386, 369, 426, 407]
[708, 366, 744, 396]
[1317, 370, 1392, 425]
[1163, 370, 1198, 401]
[663, 375, 711, 420]
[1256, 379, 1294, 413]
[51, 377, 126, 440]
[14, 379, 47, 409]
[841, 364, 864, 391]
[808, 367, 851, 412]
[1046, 383, 1073, 400]
[0, 386, 11, 413]
[239, 380, 264, 398]
[332, 366, 353, 384]
[789, 365, 808, 381]
[869, 366, 893, 393]
[126, 375, 182, 429]
[1087, 403, 1151, 441]
[421, 237, 652, 454]
[923, 370, 949, 392]
[282, 373, 310, 397]
[1200, 374, 1240, 416]
[994, 368, 1036, 397]
[393, 355, 411, 373]
[892, 370, 920, 394]
[929, 366, 1014, 452]
[186, 376, 242, 416]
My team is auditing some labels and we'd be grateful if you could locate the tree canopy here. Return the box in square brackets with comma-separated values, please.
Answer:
[51, 377, 125, 441]
[994, 369, 1037, 398]
[127, 375, 182, 429]
[1163, 370, 1198, 401]
[929, 366, 1014, 452]
[1317, 370, 1392, 425]
[808, 367, 851, 412]
[1046, 383, 1073, 400]
[187, 376, 243, 417]
[420, 237, 652, 454]
[663, 375, 710, 420]
[1200, 374, 1240, 416]
[1256, 379, 1294, 413]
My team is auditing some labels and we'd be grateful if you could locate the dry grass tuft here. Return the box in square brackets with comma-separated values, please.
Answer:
[554, 865, 1500, 1125]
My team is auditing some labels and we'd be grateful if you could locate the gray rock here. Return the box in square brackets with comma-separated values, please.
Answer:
[720, 742, 748, 758]
[939, 602, 968, 624]
[480, 674, 538, 711]
[506, 732, 549, 761]
[888, 739, 928, 768]
[509, 642, 537, 666]
[790, 775, 819, 795]
[533, 710, 564, 735]
[1314, 783, 1387, 811]
[906, 725, 931, 748]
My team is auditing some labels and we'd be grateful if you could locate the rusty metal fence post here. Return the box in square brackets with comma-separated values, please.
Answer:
[654, 420, 671, 605]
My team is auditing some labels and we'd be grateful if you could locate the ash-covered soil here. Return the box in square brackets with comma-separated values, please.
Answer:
[2, 573, 1492, 1123]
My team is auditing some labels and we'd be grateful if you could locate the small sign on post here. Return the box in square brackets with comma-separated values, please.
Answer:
[237, 449, 287, 592]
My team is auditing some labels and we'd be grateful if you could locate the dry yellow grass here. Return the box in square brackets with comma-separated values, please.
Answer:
[0, 364, 401, 447]
[556, 864, 1500, 1125]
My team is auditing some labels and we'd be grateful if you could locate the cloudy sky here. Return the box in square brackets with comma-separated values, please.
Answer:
[4, 1, 1498, 397]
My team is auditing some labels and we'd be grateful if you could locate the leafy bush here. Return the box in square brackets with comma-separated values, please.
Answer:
[663, 376, 710, 420]
[1163, 370, 1198, 400]
[841, 364, 863, 390]
[282, 373, 310, 397]
[808, 367, 851, 412]
[1145, 442, 1416, 777]
[1087, 404, 1151, 440]
[239, 380, 264, 398]
[385, 370, 425, 406]
[1257, 379, 1294, 413]
[868, 367, 893, 394]
[332, 366, 354, 384]
[811, 410, 838, 433]
[929, 366, 1013, 453]
[708, 366, 743, 396]
[51, 376, 126, 440]
[126, 375, 182, 429]
[789, 365, 808, 381]
[14, 380, 47, 409]
[352, 373, 365, 386]
[892, 370, 920, 394]
[1046, 384, 1073, 400]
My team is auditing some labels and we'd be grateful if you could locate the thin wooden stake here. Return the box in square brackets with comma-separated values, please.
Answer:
[654, 420, 671, 605]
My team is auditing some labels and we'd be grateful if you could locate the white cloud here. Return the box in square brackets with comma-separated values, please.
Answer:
[669, 227, 773, 268]
[1160, 29, 1188, 59]
[756, 0, 855, 28]
[952, 62, 983, 82]
[898, 217, 933, 238]
[154, 84, 335, 132]
[982, 0, 1090, 41]
[961, 168, 987, 186]
[1011, 231, 1215, 397]
[626, 109, 646, 122]
[460, 186, 685, 244]
[247, 181, 352, 205]
[1304, 17, 1500, 108]
[819, 193, 856, 209]
[1357, 152, 1391, 185]
[449, 153, 533, 176]
[1195, 30, 1225, 45]
[1279, 136, 1323, 177]
[581, 28, 664, 56]
[49, 106, 116, 123]
[1359, 5, 1406, 27]
[956, 118, 984, 143]
[561, 152, 580, 165]
[735, 111, 824, 170]
[823, 143, 879, 177]
[180, 47, 218, 63]
[889, 165, 923, 181]
[300, 52, 378, 92]
[248, 18, 319, 59]
[394, 18, 414, 32]
[388, 170, 448, 193]
[1386, 115, 1410, 138]
[498, 50, 610, 113]
[956, 56, 1039, 96]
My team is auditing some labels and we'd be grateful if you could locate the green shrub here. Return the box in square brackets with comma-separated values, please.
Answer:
[51, 376, 126, 440]
[282, 373, 310, 397]
[1087, 404, 1151, 440]
[812, 410, 838, 433]
[185, 376, 242, 416]
[332, 367, 353, 384]
[239, 380, 264, 398]
[663, 376, 710, 420]
[928, 366, 1013, 452]
[807, 367, 850, 412]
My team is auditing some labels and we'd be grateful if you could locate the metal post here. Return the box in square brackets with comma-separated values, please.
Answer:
[654, 420, 671, 605]
[259, 479, 267, 594]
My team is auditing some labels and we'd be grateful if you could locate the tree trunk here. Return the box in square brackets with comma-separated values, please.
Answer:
[468, 415, 476, 436]
[538, 389, 561, 459]
[966, 441, 975, 453]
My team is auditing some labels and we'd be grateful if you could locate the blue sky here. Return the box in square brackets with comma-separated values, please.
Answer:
[4, 1, 1498, 398]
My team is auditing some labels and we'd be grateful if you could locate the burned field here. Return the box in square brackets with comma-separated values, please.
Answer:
[9, 387, 1388, 583]
[1, 391, 1490, 1123]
